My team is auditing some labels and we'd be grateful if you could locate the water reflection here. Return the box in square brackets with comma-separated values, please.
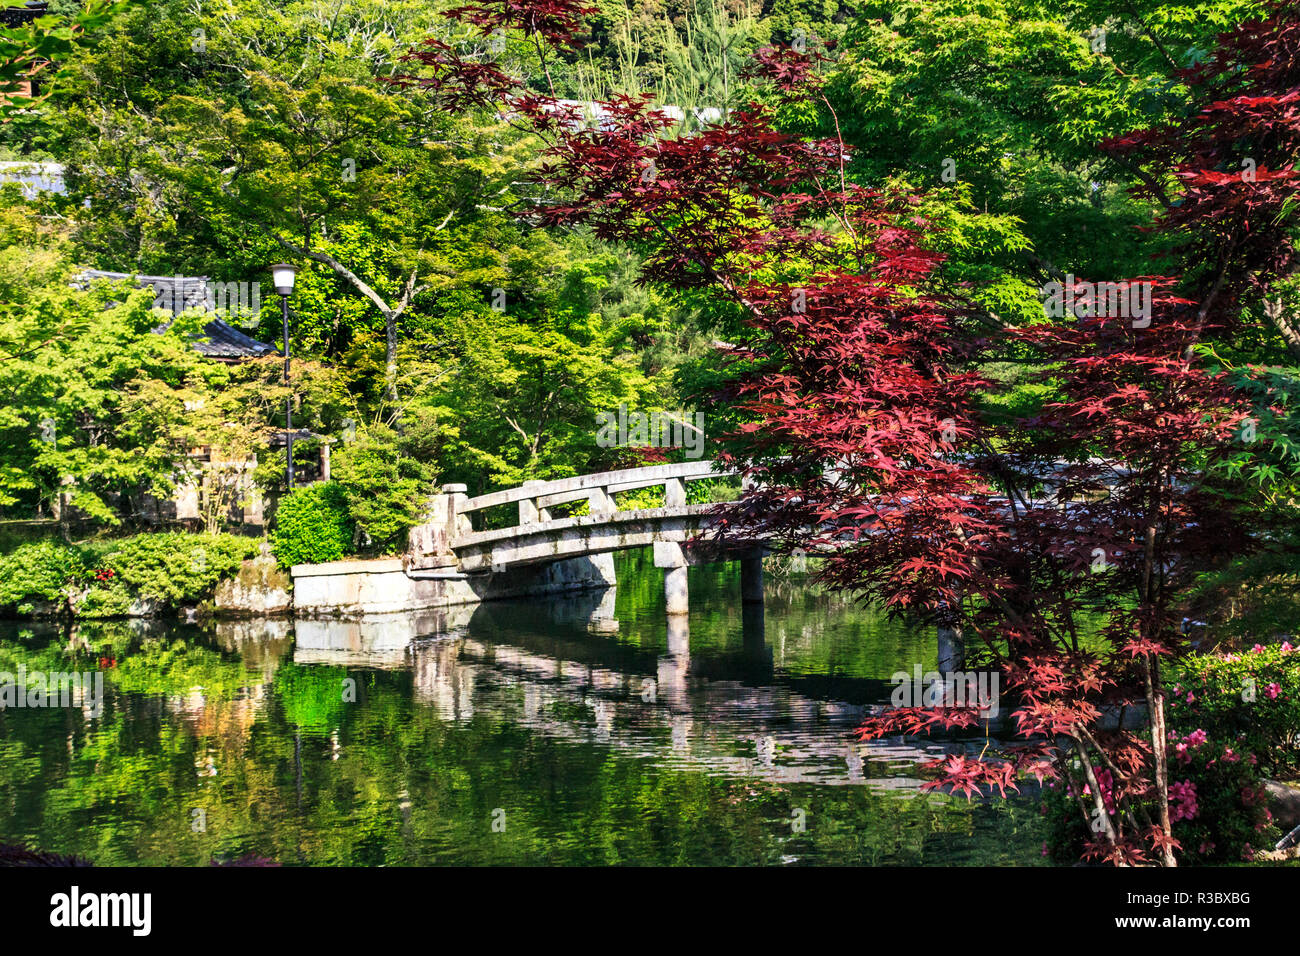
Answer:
[0, 551, 1045, 866]
[240, 567, 1001, 792]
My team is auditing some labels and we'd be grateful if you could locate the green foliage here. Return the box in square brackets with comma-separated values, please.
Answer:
[332, 416, 445, 555]
[431, 235, 674, 492]
[1168, 644, 1300, 776]
[0, 0, 122, 128]
[0, 540, 82, 613]
[98, 533, 256, 607]
[270, 483, 354, 568]
[0, 197, 272, 526]
[828, 0, 1162, 290]
[73, 576, 135, 619]
[0, 532, 255, 614]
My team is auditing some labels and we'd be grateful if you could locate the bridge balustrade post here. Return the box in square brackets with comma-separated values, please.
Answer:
[445, 484, 471, 536]
[663, 477, 686, 508]
[519, 479, 545, 526]
[587, 486, 614, 517]
[404, 483, 468, 570]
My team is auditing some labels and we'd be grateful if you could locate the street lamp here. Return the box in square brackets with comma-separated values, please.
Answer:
[270, 263, 298, 492]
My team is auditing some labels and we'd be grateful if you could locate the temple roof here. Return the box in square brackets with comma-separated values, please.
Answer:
[78, 269, 278, 362]
[0, 3, 48, 27]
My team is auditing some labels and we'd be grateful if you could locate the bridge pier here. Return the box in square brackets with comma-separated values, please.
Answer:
[936, 600, 965, 672]
[655, 541, 690, 616]
[741, 556, 764, 603]
[659, 614, 691, 711]
[742, 602, 769, 666]
[937, 623, 965, 672]
[664, 566, 690, 616]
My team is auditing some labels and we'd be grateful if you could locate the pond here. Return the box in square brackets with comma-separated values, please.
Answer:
[0, 550, 1046, 865]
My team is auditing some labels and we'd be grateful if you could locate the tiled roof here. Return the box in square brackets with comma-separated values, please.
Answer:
[77, 269, 278, 361]
[190, 317, 278, 360]
[0, 3, 48, 27]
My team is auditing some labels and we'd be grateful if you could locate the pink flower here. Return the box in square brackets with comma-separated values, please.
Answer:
[1281, 641, 1294, 652]
[1252, 644, 1265, 653]
[1223, 748, 1239, 763]
[1198, 841, 1215, 854]
[1265, 682, 1281, 700]
[1169, 779, 1199, 822]
[1186, 690, 1196, 703]
[1041, 842, 1049, 857]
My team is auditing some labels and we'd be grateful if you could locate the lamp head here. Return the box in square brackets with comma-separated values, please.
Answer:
[270, 263, 298, 296]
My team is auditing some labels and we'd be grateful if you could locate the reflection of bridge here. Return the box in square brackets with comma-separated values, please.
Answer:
[283, 590, 990, 792]
[405, 461, 765, 616]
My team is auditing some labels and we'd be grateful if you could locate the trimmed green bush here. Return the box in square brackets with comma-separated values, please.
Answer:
[75, 577, 135, 618]
[98, 533, 256, 607]
[270, 482, 354, 568]
[0, 540, 83, 613]
[332, 422, 439, 555]
[0, 532, 257, 615]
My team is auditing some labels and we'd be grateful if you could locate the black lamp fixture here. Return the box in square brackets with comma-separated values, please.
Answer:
[270, 263, 298, 491]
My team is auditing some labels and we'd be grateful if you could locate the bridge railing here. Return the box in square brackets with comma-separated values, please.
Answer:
[454, 460, 737, 532]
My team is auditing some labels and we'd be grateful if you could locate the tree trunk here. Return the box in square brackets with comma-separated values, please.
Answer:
[1145, 656, 1177, 866]
[386, 311, 398, 403]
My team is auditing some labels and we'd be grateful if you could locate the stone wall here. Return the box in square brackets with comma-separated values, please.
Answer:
[290, 553, 615, 618]
[215, 548, 293, 616]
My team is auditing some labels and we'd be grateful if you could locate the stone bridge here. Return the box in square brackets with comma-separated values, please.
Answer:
[402, 460, 764, 615]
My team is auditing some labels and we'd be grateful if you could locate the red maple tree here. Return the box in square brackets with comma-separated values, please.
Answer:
[398, 0, 1300, 866]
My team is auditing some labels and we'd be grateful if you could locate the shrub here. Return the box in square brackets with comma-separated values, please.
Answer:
[99, 533, 256, 607]
[270, 482, 354, 568]
[332, 420, 440, 554]
[0, 540, 83, 614]
[1168, 643, 1300, 776]
[75, 576, 135, 618]
[1164, 731, 1277, 863]
[1040, 734, 1277, 865]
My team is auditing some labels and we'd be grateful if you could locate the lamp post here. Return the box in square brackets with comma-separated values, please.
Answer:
[270, 263, 298, 492]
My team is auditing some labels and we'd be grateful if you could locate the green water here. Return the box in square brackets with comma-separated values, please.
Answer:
[0, 550, 1046, 865]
